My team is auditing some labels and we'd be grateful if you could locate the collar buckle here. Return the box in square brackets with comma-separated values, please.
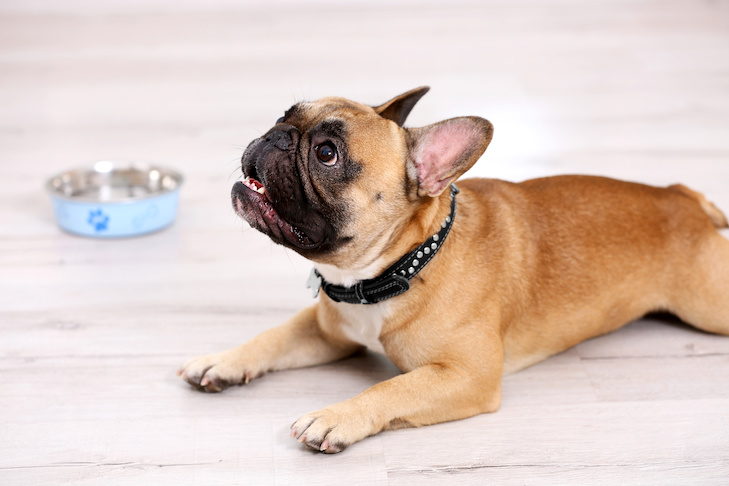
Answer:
[354, 281, 369, 304]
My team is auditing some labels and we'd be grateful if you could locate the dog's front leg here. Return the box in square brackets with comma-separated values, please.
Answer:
[290, 356, 503, 453]
[178, 305, 360, 392]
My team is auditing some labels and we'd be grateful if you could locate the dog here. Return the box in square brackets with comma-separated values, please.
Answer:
[179, 87, 729, 453]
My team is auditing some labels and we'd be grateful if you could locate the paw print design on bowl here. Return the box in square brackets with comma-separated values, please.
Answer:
[87, 209, 110, 232]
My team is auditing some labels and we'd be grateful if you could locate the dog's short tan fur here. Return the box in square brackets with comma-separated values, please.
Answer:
[179, 87, 729, 453]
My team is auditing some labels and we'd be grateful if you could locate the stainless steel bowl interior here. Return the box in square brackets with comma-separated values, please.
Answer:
[47, 161, 183, 202]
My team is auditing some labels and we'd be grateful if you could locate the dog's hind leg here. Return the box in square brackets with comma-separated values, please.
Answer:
[668, 232, 729, 336]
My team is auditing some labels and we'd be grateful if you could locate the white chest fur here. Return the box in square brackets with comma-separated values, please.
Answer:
[334, 300, 389, 354]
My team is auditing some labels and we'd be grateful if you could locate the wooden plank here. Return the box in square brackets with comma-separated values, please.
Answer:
[382, 400, 729, 485]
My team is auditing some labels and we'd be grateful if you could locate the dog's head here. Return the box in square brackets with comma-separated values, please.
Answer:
[232, 87, 493, 270]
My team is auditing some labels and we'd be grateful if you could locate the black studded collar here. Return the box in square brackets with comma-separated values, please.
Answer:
[306, 184, 458, 305]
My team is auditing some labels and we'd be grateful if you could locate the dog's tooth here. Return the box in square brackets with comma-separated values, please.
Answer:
[256, 186, 266, 195]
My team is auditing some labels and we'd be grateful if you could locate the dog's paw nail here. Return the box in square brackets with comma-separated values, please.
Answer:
[200, 377, 210, 387]
[320, 440, 329, 452]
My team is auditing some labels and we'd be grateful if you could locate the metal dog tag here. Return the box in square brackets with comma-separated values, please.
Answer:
[306, 268, 323, 298]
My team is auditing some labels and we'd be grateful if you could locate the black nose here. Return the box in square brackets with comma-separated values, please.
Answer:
[266, 131, 290, 150]
[264, 124, 300, 151]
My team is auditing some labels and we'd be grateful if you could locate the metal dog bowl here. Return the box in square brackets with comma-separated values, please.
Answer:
[46, 161, 184, 238]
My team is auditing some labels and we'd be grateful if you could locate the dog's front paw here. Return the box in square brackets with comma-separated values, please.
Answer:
[290, 405, 372, 454]
[177, 351, 257, 393]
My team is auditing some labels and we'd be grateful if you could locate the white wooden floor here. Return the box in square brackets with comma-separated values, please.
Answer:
[2, 1, 729, 484]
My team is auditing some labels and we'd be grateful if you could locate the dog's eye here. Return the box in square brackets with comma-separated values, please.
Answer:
[315, 143, 337, 166]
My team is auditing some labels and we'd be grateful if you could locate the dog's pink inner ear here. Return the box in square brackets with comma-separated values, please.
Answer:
[412, 118, 489, 197]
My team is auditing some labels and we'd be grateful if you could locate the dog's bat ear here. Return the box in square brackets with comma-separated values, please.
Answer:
[407, 117, 494, 197]
[373, 86, 430, 126]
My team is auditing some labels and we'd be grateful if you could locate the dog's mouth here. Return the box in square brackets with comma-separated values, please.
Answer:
[232, 177, 319, 250]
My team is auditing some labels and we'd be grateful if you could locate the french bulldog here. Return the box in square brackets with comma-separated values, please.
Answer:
[179, 87, 729, 453]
